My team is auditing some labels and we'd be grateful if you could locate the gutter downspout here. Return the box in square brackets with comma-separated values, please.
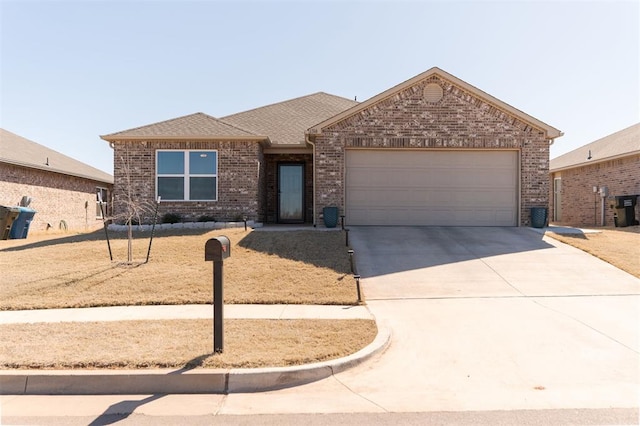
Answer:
[305, 134, 317, 227]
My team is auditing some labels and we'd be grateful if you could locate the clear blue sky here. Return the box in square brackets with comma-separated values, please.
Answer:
[1, 0, 638, 175]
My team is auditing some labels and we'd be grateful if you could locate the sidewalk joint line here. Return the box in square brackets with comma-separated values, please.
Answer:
[332, 370, 388, 413]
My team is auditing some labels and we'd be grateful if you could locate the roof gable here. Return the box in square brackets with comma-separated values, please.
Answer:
[550, 123, 640, 171]
[222, 92, 358, 146]
[0, 129, 113, 184]
[100, 112, 262, 141]
[308, 67, 562, 140]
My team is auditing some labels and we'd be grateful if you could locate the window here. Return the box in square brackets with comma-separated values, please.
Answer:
[96, 187, 109, 219]
[156, 150, 218, 201]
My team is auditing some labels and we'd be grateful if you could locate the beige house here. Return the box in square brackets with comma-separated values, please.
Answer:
[0, 129, 114, 233]
[102, 67, 562, 227]
[550, 123, 640, 227]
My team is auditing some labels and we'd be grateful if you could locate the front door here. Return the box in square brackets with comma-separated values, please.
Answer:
[553, 177, 562, 222]
[278, 164, 304, 223]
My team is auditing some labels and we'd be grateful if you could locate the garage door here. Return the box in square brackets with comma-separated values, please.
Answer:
[345, 150, 518, 226]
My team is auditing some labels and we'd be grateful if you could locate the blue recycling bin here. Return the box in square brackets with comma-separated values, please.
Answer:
[9, 207, 37, 239]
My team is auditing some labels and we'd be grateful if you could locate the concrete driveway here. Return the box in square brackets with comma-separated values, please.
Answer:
[221, 226, 640, 415]
[340, 226, 640, 411]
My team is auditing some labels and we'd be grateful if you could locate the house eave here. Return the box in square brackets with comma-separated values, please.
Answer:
[550, 150, 640, 173]
[100, 135, 269, 142]
[0, 158, 114, 184]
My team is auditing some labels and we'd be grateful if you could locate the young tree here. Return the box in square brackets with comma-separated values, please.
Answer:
[111, 146, 157, 264]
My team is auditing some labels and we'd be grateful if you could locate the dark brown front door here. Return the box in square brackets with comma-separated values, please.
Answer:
[278, 164, 304, 223]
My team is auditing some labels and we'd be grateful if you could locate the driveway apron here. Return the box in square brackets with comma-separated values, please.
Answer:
[335, 226, 640, 412]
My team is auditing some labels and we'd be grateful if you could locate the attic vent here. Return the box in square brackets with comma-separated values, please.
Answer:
[423, 83, 444, 103]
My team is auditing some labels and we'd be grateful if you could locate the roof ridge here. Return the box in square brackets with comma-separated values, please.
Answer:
[221, 92, 354, 119]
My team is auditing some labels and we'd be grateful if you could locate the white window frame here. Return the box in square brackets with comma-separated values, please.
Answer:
[156, 150, 218, 201]
[96, 187, 109, 219]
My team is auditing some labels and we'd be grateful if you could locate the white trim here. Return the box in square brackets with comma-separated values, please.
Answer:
[156, 149, 218, 202]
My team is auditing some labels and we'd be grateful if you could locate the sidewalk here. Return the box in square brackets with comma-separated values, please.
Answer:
[0, 304, 390, 395]
[0, 303, 373, 324]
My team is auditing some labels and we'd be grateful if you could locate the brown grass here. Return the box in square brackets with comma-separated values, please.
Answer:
[547, 226, 639, 278]
[0, 319, 377, 369]
[0, 228, 358, 310]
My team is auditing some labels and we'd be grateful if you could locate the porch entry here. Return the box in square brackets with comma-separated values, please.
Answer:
[278, 163, 305, 223]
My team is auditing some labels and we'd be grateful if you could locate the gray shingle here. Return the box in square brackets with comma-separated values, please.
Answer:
[0, 128, 113, 184]
[222, 92, 358, 145]
[101, 112, 261, 140]
[551, 123, 640, 171]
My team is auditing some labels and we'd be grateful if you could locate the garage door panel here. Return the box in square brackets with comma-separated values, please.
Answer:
[346, 150, 518, 226]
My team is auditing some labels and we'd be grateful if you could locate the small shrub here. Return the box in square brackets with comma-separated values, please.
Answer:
[161, 212, 182, 224]
[198, 215, 216, 222]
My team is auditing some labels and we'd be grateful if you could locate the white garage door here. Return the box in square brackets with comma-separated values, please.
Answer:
[346, 150, 518, 226]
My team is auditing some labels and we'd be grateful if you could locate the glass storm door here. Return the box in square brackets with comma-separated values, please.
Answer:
[278, 164, 304, 223]
[553, 177, 562, 222]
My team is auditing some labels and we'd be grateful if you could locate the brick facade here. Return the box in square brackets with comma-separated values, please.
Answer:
[312, 75, 550, 226]
[0, 162, 112, 233]
[550, 154, 640, 227]
[111, 140, 264, 223]
[264, 153, 313, 223]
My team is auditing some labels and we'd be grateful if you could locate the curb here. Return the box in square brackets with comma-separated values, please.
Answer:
[0, 327, 391, 395]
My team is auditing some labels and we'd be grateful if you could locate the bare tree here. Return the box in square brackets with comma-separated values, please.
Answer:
[110, 146, 157, 264]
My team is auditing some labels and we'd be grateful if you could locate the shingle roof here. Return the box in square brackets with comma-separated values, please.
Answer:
[0, 129, 113, 184]
[550, 123, 640, 171]
[100, 112, 262, 141]
[222, 92, 359, 145]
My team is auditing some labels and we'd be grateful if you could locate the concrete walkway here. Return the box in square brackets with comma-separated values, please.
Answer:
[0, 304, 372, 324]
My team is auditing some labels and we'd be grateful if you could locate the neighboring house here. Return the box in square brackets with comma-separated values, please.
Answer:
[101, 67, 562, 227]
[0, 129, 114, 233]
[550, 123, 640, 227]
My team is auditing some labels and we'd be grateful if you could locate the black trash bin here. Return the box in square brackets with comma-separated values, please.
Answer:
[0, 206, 21, 240]
[9, 207, 37, 239]
[323, 206, 339, 228]
[613, 195, 638, 227]
[530, 207, 548, 228]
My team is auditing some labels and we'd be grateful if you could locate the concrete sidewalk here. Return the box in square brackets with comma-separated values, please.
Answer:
[0, 304, 390, 395]
[0, 304, 373, 324]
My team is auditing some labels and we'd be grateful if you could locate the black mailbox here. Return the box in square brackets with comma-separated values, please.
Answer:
[204, 235, 230, 353]
[205, 236, 230, 261]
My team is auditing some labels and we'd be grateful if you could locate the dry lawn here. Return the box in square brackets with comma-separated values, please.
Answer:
[0, 319, 377, 369]
[547, 226, 639, 278]
[0, 228, 358, 310]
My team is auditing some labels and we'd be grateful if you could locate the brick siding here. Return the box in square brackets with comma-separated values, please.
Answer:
[550, 154, 640, 227]
[111, 140, 264, 224]
[0, 162, 112, 233]
[313, 75, 551, 226]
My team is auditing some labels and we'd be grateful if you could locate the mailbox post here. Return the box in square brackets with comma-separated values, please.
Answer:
[205, 236, 230, 353]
